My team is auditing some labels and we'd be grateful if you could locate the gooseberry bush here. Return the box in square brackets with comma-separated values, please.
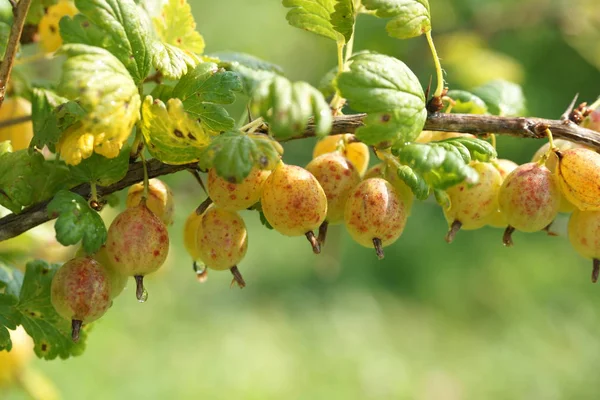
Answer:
[0, 0, 600, 376]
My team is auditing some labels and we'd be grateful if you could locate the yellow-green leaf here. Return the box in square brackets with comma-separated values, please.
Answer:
[140, 96, 214, 165]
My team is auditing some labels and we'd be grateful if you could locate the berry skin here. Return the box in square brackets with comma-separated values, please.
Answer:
[313, 134, 370, 176]
[207, 167, 270, 211]
[0, 326, 33, 387]
[444, 162, 502, 242]
[126, 179, 175, 226]
[0, 97, 33, 151]
[555, 148, 600, 211]
[498, 162, 561, 245]
[568, 209, 600, 282]
[51, 257, 111, 341]
[38, 0, 78, 53]
[105, 203, 170, 301]
[532, 140, 584, 213]
[183, 209, 204, 262]
[75, 245, 128, 300]
[486, 159, 519, 228]
[344, 178, 408, 259]
[305, 153, 361, 224]
[364, 163, 414, 212]
[261, 163, 328, 252]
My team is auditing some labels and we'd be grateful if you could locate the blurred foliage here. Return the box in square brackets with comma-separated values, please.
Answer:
[4, 0, 600, 398]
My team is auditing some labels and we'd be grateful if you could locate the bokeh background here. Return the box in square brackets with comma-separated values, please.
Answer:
[4, 0, 600, 398]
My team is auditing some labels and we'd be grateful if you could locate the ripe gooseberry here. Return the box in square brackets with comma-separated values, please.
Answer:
[207, 167, 270, 211]
[126, 178, 175, 226]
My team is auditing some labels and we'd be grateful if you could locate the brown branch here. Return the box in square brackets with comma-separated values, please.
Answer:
[0, 0, 33, 107]
[0, 159, 196, 242]
[280, 113, 600, 149]
[0, 114, 32, 129]
[1, 112, 600, 243]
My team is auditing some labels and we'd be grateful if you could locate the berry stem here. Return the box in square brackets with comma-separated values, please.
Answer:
[134, 275, 148, 302]
[425, 30, 445, 99]
[196, 197, 213, 215]
[593, 259, 600, 283]
[305, 231, 321, 254]
[140, 152, 150, 201]
[71, 319, 82, 342]
[317, 221, 329, 246]
[445, 220, 462, 244]
[193, 261, 208, 283]
[503, 226, 516, 247]
[230, 266, 246, 288]
[372, 238, 385, 260]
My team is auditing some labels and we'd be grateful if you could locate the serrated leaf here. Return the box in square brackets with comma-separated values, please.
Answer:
[59, 13, 107, 48]
[445, 90, 487, 114]
[471, 80, 526, 117]
[0, 150, 71, 213]
[336, 52, 426, 146]
[362, 0, 431, 39]
[318, 64, 339, 98]
[173, 63, 242, 133]
[213, 52, 284, 95]
[282, 0, 344, 42]
[434, 141, 471, 164]
[56, 44, 141, 165]
[30, 88, 85, 153]
[440, 137, 497, 162]
[72, 0, 153, 83]
[68, 146, 130, 186]
[251, 75, 332, 139]
[395, 143, 479, 190]
[0, 264, 23, 350]
[199, 131, 280, 182]
[395, 165, 429, 200]
[150, 84, 175, 103]
[0, 264, 24, 298]
[14, 261, 87, 359]
[331, 0, 355, 42]
[434, 188, 450, 208]
[151, 0, 204, 79]
[47, 191, 107, 253]
[140, 96, 212, 165]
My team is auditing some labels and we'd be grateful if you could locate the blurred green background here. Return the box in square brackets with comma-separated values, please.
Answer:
[5, 0, 600, 398]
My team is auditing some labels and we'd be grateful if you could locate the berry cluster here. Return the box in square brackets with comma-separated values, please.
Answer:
[49, 131, 600, 342]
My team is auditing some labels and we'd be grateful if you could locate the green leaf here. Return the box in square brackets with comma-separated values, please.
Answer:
[140, 96, 213, 165]
[213, 51, 284, 95]
[336, 52, 426, 146]
[72, 0, 153, 83]
[47, 191, 107, 253]
[0, 264, 23, 350]
[395, 164, 429, 200]
[30, 88, 85, 153]
[331, 0, 355, 42]
[362, 0, 431, 39]
[0, 22, 10, 59]
[68, 146, 130, 186]
[440, 137, 497, 162]
[57, 44, 141, 165]
[0, 150, 71, 213]
[12, 261, 86, 359]
[444, 90, 488, 114]
[151, 0, 205, 80]
[318, 64, 339, 98]
[59, 14, 107, 48]
[199, 131, 281, 183]
[173, 63, 242, 133]
[471, 80, 526, 117]
[395, 143, 479, 190]
[251, 75, 332, 139]
[282, 0, 343, 42]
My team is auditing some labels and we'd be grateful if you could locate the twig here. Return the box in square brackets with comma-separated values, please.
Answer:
[274, 113, 600, 149]
[0, 114, 32, 129]
[0, 159, 195, 242]
[0, 0, 33, 107]
[2, 111, 600, 242]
